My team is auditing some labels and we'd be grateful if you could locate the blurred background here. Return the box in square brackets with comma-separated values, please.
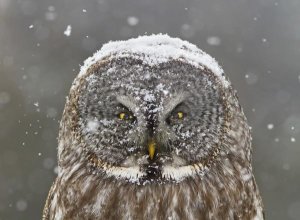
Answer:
[0, 0, 299, 219]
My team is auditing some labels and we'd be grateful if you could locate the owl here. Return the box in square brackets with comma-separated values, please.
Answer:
[43, 34, 264, 220]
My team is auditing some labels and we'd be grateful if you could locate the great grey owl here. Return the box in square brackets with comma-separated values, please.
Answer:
[43, 34, 264, 220]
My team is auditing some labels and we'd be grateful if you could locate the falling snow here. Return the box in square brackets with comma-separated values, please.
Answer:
[16, 199, 27, 211]
[181, 24, 195, 38]
[291, 126, 295, 130]
[206, 36, 221, 46]
[245, 72, 258, 85]
[127, 16, 139, 26]
[64, 25, 72, 37]
[0, 92, 10, 106]
[267, 124, 274, 130]
[45, 5, 57, 21]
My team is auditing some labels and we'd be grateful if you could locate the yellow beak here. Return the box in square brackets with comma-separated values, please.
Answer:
[148, 140, 156, 160]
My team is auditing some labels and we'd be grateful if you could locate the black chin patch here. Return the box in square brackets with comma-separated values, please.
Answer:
[140, 162, 163, 183]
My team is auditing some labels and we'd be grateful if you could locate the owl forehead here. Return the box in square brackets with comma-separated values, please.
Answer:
[84, 58, 220, 106]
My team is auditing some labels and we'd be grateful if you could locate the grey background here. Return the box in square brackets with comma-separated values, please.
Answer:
[0, 0, 299, 219]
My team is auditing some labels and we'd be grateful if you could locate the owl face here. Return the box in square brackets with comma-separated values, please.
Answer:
[76, 58, 227, 184]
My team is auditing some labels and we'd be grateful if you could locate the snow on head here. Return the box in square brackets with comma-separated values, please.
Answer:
[77, 34, 229, 88]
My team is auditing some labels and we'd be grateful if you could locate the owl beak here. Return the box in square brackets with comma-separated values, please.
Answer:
[148, 139, 156, 160]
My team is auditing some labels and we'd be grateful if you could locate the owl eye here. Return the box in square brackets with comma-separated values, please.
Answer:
[177, 111, 184, 119]
[118, 111, 135, 122]
[166, 111, 185, 125]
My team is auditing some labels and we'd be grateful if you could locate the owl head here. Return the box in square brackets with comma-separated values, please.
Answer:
[58, 34, 249, 185]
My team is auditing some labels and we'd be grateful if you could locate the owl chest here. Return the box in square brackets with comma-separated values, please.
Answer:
[53, 171, 262, 220]
[55, 181, 253, 220]
[76, 183, 200, 220]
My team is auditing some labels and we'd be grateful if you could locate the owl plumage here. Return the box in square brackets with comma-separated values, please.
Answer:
[43, 34, 264, 220]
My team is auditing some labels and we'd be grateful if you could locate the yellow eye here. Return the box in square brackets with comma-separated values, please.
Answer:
[177, 111, 184, 119]
[119, 112, 126, 120]
[118, 112, 134, 121]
